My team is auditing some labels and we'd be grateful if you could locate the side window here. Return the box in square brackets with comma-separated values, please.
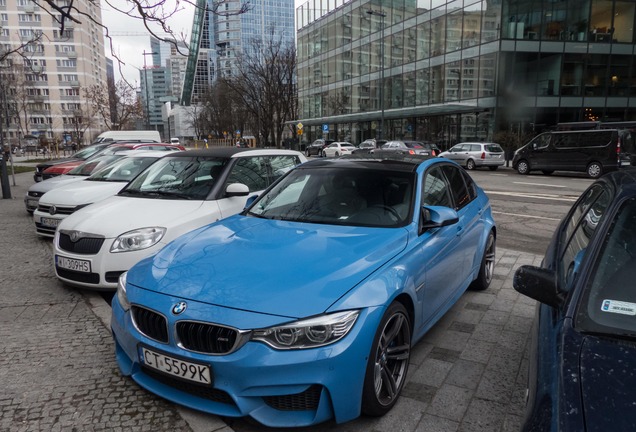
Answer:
[562, 185, 604, 244]
[227, 157, 268, 192]
[421, 167, 452, 207]
[441, 165, 471, 210]
[268, 155, 301, 183]
[459, 169, 478, 200]
[532, 134, 551, 150]
[470, 144, 480, 151]
[559, 187, 611, 288]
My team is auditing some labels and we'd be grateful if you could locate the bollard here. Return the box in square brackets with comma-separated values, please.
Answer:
[0, 149, 11, 199]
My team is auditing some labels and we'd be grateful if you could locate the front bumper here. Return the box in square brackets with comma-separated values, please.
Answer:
[111, 291, 382, 427]
[33, 209, 67, 237]
[53, 238, 163, 291]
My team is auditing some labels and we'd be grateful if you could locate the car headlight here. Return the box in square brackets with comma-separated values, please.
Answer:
[116, 271, 131, 311]
[110, 227, 166, 253]
[251, 310, 359, 350]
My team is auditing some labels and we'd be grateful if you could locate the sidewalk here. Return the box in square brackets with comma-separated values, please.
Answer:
[0, 171, 540, 432]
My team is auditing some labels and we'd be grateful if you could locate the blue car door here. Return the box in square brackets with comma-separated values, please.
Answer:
[442, 165, 484, 274]
[415, 166, 468, 330]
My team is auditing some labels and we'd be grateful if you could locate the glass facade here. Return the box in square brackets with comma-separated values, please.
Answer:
[296, 0, 636, 148]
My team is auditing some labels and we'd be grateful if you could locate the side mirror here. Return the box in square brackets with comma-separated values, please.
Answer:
[225, 183, 250, 197]
[419, 205, 459, 234]
[244, 194, 258, 209]
[513, 265, 565, 308]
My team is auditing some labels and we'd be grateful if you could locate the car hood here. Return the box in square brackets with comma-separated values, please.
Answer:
[28, 175, 85, 194]
[128, 216, 409, 318]
[58, 196, 209, 238]
[39, 181, 126, 206]
[579, 335, 636, 430]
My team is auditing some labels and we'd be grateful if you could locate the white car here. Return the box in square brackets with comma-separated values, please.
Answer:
[322, 141, 356, 157]
[34, 151, 178, 237]
[24, 154, 125, 213]
[52, 148, 307, 290]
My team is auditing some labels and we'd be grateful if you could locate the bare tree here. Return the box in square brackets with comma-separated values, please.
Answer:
[85, 80, 143, 130]
[223, 26, 297, 148]
[198, 81, 247, 140]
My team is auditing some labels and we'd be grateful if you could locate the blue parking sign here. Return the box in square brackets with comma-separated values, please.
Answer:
[322, 124, 329, 133]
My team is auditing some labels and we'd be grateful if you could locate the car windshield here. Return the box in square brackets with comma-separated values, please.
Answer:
[72, 144, 108, 159]
[486, 144, 504, 152]
[577, 197, 636, 337]
[67, 155, 124, 176]
[87, 156, 159, 182]
[247, 167, 414, 227]
[119, 156, 229, 200]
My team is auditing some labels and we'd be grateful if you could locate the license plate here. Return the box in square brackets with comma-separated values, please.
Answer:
[41, 217, 61, 228]
[140, 347, 212, 385]
[56, 255, 91, 273]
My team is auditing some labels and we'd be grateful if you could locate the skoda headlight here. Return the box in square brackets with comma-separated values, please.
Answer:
[251, 310, 359, 350]
[116, 271, 131, 311]
[110, 227, 166, 253]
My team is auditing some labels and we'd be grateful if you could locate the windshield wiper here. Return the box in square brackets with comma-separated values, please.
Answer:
[140, 190, 192, 199]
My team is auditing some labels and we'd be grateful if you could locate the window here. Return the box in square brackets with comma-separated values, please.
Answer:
[441, 165, 471, 210]
[227, 157, 268, 191]
[269, 155, 302, 182]
[559, 185, 611, 288]
[422, 167, 452, 207]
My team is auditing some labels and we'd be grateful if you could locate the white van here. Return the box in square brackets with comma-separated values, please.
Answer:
[170, 137, 180, 144]
[92, 130, 161, 144]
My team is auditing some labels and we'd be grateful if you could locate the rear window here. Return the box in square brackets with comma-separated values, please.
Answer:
[486, 144, 504, 152]
[405, 142, 424, 149]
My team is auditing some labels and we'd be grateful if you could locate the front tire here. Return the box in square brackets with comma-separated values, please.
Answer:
[362, 302, 411, 417]
[516, 160, 530, 174]
[587, 162, 602, 179]
[466, 159, 476, 170]
[470, 231, 495, 291]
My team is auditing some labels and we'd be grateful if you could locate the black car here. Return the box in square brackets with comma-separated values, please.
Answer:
[514, 168, 636, 431]
[306, 139, 335, 157]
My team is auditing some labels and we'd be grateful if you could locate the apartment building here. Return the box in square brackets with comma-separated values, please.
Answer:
[0, 0, 107, 147]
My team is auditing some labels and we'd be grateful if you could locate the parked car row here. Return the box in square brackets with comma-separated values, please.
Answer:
[26, 139, 636, 429]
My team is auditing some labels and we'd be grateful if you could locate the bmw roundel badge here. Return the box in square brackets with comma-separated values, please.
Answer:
[172, 302, 187, 315]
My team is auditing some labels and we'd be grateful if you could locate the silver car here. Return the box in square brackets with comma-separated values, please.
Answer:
[439, 142, 505, 170]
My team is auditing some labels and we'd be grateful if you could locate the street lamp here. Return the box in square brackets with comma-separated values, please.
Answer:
[366, 9, 386, 141]
[142, 50, 157, 129]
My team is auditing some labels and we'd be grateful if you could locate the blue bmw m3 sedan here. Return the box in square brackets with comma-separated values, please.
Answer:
[111, 155, 497, 427]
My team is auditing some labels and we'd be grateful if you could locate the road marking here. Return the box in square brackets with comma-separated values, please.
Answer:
[493, 210, 561, 221]
[485, 190, 578, 202]
[513, 181, 567, 188]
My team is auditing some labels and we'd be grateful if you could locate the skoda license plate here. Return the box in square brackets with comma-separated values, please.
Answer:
[41, 217, 60, 228]
[140, 347, 212, 385]
[55, 255, 91, 273]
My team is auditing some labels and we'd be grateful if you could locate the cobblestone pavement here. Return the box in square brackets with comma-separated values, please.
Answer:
[0, 171, 541, 432]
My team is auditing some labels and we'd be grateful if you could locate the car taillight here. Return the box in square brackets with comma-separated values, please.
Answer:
[432, 149, 437, 156]
[617, 136, 622, 155]
[408, 150, 415, 155]
[481, 151, 486, 159]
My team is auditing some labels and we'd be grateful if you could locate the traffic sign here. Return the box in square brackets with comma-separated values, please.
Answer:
[322, 124, 329, 133]
[297, 122, 303, 130]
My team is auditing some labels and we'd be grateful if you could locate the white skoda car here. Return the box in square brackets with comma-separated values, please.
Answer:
[34, 151, 178, 237]
[52, 148, 307, 290]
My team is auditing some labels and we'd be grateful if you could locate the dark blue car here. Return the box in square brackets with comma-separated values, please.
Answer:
[514, 168, 636, 431]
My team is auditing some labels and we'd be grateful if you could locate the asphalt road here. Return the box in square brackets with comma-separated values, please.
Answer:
[467, 167, 593, 255]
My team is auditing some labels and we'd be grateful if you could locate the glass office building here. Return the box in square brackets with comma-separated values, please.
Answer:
[296, 0, 636, 147]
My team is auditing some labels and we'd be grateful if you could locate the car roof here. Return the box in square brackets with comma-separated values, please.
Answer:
[300, 154, 436, 173]
[163, 148, 303, 158]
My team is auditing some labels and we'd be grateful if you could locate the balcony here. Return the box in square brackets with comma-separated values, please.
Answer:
[65, 51, 77, 58]
[24, 4, 34, 13]
[67, 80, 80, 87]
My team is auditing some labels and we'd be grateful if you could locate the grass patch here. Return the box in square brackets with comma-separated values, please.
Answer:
[4, 165, 35, 174]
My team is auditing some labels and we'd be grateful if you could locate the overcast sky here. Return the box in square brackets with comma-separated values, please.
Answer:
[101, 1, 304, 85]
[101, 1, 195, 84]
